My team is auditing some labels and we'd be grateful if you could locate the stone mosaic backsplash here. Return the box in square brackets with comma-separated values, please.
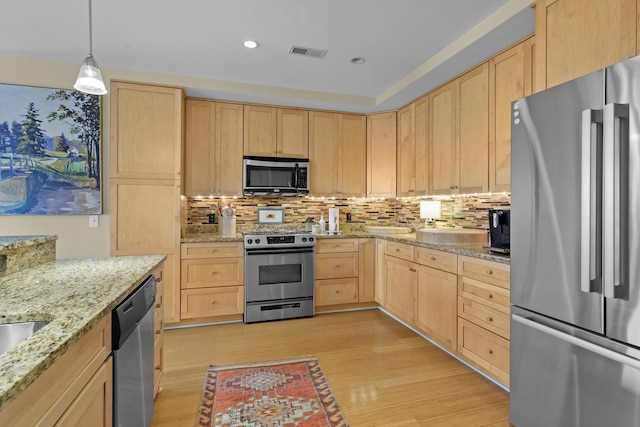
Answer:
[184, 193, 510, 231]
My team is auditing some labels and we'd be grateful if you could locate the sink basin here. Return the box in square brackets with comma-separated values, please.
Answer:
[363, 226, 412, 234]
[0, 321, 49, 356]
[416, 228, 487, 245]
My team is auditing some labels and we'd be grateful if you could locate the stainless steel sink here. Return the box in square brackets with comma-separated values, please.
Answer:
[0, 321, 49, 356]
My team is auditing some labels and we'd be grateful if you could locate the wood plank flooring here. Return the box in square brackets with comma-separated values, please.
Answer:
[151, 309, 510, 427]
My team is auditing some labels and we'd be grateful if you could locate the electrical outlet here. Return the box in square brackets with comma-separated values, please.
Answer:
[89, 215, 99, 228]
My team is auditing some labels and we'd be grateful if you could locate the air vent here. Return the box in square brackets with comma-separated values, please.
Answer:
[288, 45, 327, 59]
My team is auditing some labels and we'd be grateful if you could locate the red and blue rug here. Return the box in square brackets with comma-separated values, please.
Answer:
[195, 356, 349, 427]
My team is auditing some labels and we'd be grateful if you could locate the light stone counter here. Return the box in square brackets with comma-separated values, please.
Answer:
[181, 227, 509, 264]
[0, 253, 166, 411]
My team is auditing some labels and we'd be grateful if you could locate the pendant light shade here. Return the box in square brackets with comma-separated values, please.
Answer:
[74, 0, 107, 95]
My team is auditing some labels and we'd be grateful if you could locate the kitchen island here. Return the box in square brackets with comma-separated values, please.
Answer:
[0, 235, 165, 421]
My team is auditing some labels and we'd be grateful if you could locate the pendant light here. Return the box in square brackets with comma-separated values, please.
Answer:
[74, 0, 107, 95]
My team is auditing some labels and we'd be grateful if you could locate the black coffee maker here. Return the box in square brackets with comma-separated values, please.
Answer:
[488, 209, 510, 253]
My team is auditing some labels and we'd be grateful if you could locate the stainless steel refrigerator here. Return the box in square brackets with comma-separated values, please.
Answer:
[510, 56, 640, 427]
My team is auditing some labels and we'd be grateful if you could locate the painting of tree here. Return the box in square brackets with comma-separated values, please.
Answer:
[0, 83, 102, 215]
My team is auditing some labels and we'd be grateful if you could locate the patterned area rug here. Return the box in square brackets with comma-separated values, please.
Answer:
[195, 356, 349, 427]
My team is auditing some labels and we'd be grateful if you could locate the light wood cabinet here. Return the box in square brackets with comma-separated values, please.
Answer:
[384, 255, 417, 324]
[153, 264, 165, 398]
[180, 242, 244, 320]
[535, 0, 637, 92]
[430, 64, 489, 194]
[315, 238, 360, 306]
[489, 36, 535, 192]
[0, 315, 112, 426]
[309, 112, 366, 197]
[366, 112, 397, 198]
[184, 99, 243, 196]
[358, 238, 376, 303]
[244, 105, 308, 158]
[397, 96, 428, 196]
[110, 179, 181, 323]
[457, 255, 510, 387]
[375, 239, 387, 305]
[110, 82, 183, 180]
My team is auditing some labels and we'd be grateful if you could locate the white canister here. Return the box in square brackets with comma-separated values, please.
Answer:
[328, 208, 338, 231]
[219, 216, 236, 235]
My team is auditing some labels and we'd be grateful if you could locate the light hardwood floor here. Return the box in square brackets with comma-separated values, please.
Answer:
[151, 309, 511, 427]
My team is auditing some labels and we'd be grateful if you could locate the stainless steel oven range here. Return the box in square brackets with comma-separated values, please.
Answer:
[243, 231, 315, 323]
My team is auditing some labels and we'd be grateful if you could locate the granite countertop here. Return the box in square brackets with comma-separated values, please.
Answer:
[181, 228, 510, 264]
[0, 235, 57, 252]
[0, 254, 166, 411]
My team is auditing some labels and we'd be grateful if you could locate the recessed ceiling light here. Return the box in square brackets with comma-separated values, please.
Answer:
[351, 57, 365, 64]
[243, 40, 259, 49]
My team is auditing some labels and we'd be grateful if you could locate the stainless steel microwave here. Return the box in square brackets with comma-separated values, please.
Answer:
[243, 156, 309, 196]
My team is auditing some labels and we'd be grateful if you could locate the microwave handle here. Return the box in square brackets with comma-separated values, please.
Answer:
[294, 163, 299, 188]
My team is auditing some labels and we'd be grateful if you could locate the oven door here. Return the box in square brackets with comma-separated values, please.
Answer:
[245, 247, 315, 302]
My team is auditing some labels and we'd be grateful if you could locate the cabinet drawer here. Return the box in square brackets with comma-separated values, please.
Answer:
[416, 247, 457, 273]
[181, 242, 243, 259]
[385, 241, 415, 262]
[181, 258, 244, 289]
[153, 334, 164, 396]
[315, 278, 359, 306]
[458, 255, 510, 289]
[316, 238, 359, 253]
[181, 286, 244, 319]
[458, 275, 510, 311]
[458, 318, 510, 387]
[315, 252, 358, 279]
[458, 296, 510, 339]
[154, 307, 163, 338]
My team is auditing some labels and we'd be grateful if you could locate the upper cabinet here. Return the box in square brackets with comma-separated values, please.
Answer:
[244, 105, 308, 158]
[184, 99, 243, 196]
[429, 64, 489, 195]
[397, 96, 428, 197]
[309, 111, 366, 197]
[110, 82, 183, 180]
[535, 0, 637, 91]
[366, 111, 397, 198]
[489, 36, 535, 193]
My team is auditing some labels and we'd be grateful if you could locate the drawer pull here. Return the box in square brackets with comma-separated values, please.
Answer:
[396, 248, 400, 252]
[430, 256, 436, 261]
[409, 267, 417, 272]
[156, 329, 162, 335]
[487, 270, 493, 275]
[155, 365, 162, 370]
[488, 294, 494, 299]
[335, 290, 340, 294]
[488, 349, 494, 355]
[487, 317, 494, 322]
[155, 303, 162, 308]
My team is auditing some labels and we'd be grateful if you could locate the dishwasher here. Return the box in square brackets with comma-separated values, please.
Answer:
[112, 275, 156, 427]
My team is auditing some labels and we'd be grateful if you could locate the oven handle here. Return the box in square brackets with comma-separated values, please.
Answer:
[245, 247, 315, 256]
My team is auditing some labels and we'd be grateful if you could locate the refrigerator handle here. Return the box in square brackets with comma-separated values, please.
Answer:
[580, 109, 603, 294]
[512, 314, 640, 371]
[603, 103, 629, 300]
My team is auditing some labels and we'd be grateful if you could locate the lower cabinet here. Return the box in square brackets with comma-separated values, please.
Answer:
[315, 239, 360, 306]
[180, 242, 244, 320]
[153, 264, 165, 397]
[456, 255, 511, 387]
[0, 315, 112, 426]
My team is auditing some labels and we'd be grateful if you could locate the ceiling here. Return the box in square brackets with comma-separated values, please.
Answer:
[0, 0, 535, 113]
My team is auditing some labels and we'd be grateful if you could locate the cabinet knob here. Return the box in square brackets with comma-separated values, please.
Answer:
[488, 349, 494, 355]
[155, 365, 162, 370]
[430, 256, 436, 261]
[335, 290, 340, 294]
[156, 329, 162, 335]
[487, 317, 493, 322]
[155, 303, 162, 308]
[488, 294, 494, 299]
[487, 270, 493, 275]
[396, 248, 400, 252]
[409, 267, 417, 272]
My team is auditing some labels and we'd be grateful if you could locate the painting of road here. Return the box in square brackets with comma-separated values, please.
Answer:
[0, 83, 101, 215]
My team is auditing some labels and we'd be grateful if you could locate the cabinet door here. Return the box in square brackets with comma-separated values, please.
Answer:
[309, 111, 338, 195]
[110, 82, 183, 179]
[358, 238, 376, 303]
[55, 358, 113, 427]
[315, 278, 359, 306]
[337, 113, 366, 197]
[184, 99, 215, 195]
[375, 239, 387, 305]
[366, 112, 397, 198]
[243, 105, 277, 156]
[397, 103, 416, 196]
[216, 103, 244, 195]
[414, 96, 429, 195]
[416, 265, 458, 351]
[277, 108, 308, 158]
[384, 256, 417, 324]
[535, 0, 636, 91]
[458, 63, 489, 193]
[181, 286, 244, 318]
[429, 80, 458, 194]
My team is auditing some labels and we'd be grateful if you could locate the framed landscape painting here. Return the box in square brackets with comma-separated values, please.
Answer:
[0, 83, 101, 215]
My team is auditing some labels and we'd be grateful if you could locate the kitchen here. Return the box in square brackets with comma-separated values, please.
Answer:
[1, 0, 639, 426]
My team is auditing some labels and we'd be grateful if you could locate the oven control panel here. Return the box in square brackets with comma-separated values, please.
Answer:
[243, 232, 315, 249]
